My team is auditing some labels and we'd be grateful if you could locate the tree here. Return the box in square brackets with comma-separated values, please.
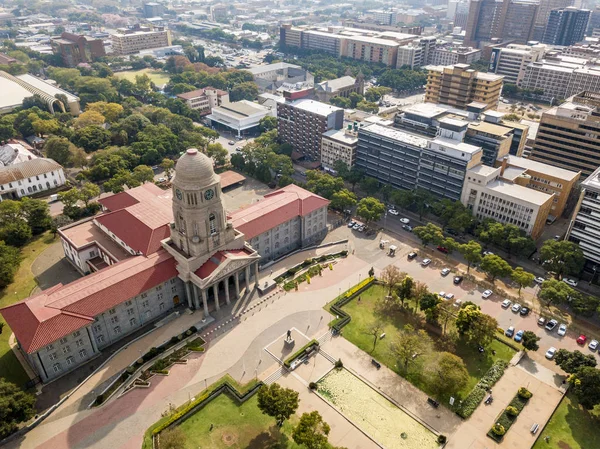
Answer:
[330, 188, 357, 211]
[132, 165, 155, 184]
[570, 295, 600, 317]
[538, 279, 574, 307]
[456, 304, 498, 347]
[571, 366, 600, 409]
[356, 197, 385, 223]
[511, 267, 535, 294]
[59, 188, 81, 209]
[344, 167, 364, 192]
[0, 378, 35, 438]
[413, 223, 443, 247]
[20, 198, 51, 235]
[380, 265, 405, 295]
[0, 241, 21, 289]
[427, 352, 469, 397]
[0, 201, 31, 246]
[364, 320, 385, 352]
[359, 176, 379, 195]
[259, 116, 277, 132]
[229, 82, 259, 101]
[160, 158, 175, 179]
[521, 331, 540, 352]
[356, 100, 379, 113]
[206, 143, 229, 167]
[459, 241, 482, 273]
[257, 383, 299, 427]
[390, 324, 432, 373]
[292, 411, 331, 449]
[419, 292, 440, 312]
[396, 275, 414, 307]
[437, 301, 455, 335]
[306, 170, 344, 199]
[79, 182, 100, 207]
[480, 254, 513, 282]
[330, 96, 351, 108]
[159, 427, 187, 449]
[554, 349, 597, 374]
[540, 240, 585, 279]
[44, 136, 72, 166]
[74, 110, 105, 128]
[71, 125, 111, 152]
[86, 102, 124, 123]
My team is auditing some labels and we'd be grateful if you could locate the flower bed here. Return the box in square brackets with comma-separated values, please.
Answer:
[487, 387, 532, 442]
[283, 339, 319, 368]
[455, 360, 509, 419]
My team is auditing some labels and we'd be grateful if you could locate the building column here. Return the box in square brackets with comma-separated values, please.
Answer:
[245, 265, 251, 290]
[254, 262, 259, 287]
[212, 283, 220, 311]
[201, 288, 209, 317]
[184, 282, 193, 309]
[234, 271, 240, 298]
[224, 279, 230, 305]
[87, 327, 99, 354]
[192, 283, 200, 309]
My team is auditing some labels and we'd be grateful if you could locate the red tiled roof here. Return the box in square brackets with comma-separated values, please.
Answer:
[230, 184, 329, 240]
[98, 191, 139, 211]
[194, 248, 253, 279]
[0, 251, 178, 353]
[219, 170, 246, 189]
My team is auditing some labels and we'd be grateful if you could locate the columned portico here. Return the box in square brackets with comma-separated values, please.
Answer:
[224, 279, 230, 305]
[254, 262, 259, 287]
[245, 265, 251, 289]
[212, 284, 220, 311]
[234, 272, 240, 298]
[201, 288, 209, 316]
[184, 282, 193, 308]
[192, 283, 200, 309]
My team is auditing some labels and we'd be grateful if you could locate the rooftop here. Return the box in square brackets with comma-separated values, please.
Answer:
[499, 155, 581, 181]
[247, 62, 302, 75]
[0, 141, 37, 166]
[469, 164, 500, 176]
[176, 87, 227, 100]
[214, 100, 270, 118]
[317, 76, 356, 92]
[484, 179, 553, 206]
[288, 99, 343, 116]
[361, 123, 429, 148]
[0, 158, 62, 186]
[468, 121, 512, 137]
[322, 128, 358, 145]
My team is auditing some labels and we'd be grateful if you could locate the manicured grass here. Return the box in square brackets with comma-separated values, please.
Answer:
[0, 232, 56, 387]
[337, 284, 516, 403]
[114, 68, 171, 86]
[176, 394, 301, 449]
[532, 392, 600, 449]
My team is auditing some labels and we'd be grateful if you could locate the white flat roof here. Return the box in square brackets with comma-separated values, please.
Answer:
[485, 180, 553, 206]
[362, 123, 428, 148]
[248, 62, 301, 75]
[502, 155, 581, 181]
[17, 74, 79, 102]
[322, 128, 358, 145]
[431, 137, 481, 154]
[290, 99, 342, 116]
[0, 76, 34, 111]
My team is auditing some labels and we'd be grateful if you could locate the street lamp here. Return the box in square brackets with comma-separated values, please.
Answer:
[589, 265, 598, 286]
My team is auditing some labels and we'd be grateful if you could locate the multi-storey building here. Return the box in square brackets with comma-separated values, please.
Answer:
[425, 64, 504, 110]
[533, 0, 575, 41]
[369, 10, 398, 26]
[208, 100, 274, 137]
[315, 75, 364, 103]
[50, 32, 106, 68]
[247, 63, 314, 93]
[542, 7, 591, 46]
[321, 127, 358, 171]
[144, 2, 164, 18]
[530, 91, 600, 177]
[488, 44, 547, 85]
[448, 0, 471, 28]
[111, 26, 171, 55]
[0, 158, 65, 202]
[176, 88, 228, 114]
[396, 36, 437, 69]
[342, 35, 399, 66]
[428, 46, 481, 66]
[277, 99, 344, 161]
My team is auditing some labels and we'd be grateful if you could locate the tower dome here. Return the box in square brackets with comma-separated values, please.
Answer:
[174, 148, 218, 189]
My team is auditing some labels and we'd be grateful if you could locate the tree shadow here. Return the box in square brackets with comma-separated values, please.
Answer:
[562, 395, 600, 449]
[246, 425, 290, 449]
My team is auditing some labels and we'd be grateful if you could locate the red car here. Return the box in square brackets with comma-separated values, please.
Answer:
[437, 246, 448, 254]
[577, 334, 587, 345]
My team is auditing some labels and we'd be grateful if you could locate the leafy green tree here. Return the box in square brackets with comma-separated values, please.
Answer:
[0, 241, 21, 289]
[330, 188, 357, 211]
[330, 96, 351, 108]
[59, 188, 81, 209]
[539, 279, 574, 307]
[343, 167, 364, 192]
[356, 100, 379, 113]
[570, 295, 600, 317]
[20, 198, 51, 235]
[521, 331, 540, 352]
[359, 176, 379, 195]
[229, 81, 259, 101]
[71, 125, 111, 152]
[257, 383, 299, 426]
[79, 182, 100, 207]
[306, 170, 344, 199]
[390, 324, 433, 373]
[0, 201, 31, 247]
[206, 143, 229, 167]
[44, 136, 72, 166]
[230, 153, 245, 171]
[356, 197, 385, 223]
[348, 92, 363, 108]
[459, 241, 482, 273]
[292, 411, 331, 449]
[427, 352, 469, 396]
[468, 312, 498, 347]
[540, 240, 585, 279]
[413, 223, 443, 247]
[259, 115, 277, 132]
[396, 275, 415, 307]
[0, 378, 35, 438]
[480, 254, 512, 282]
[570, 366, 600, 409]
[160, 158, 175, 178]
[0, 115, 16, 142]
[511, 267, 535, 294]
[419, 292, 440, 312]
[132, 165, 155, 184]
[554, 349, 597, 373]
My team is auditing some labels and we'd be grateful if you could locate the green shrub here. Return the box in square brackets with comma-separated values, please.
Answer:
[126, 366, 136, 374]
[492, 423, 505, 436]
[506, 406, 518, 417]
[518, 387, 532, 399]
[309, 382, 318, 390]
[455, 360, 508, 418]
[437, 435, 447, 444]
[283, 340, 319, 368]
[153, 369, 169, 375]
[335, 359, 343, 369]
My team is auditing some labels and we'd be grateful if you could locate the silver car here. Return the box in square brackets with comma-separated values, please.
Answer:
[557, 324, 567, 336]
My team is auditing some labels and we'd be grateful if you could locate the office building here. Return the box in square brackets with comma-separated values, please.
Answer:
[429, 45, 481, 66]
[207, 100, 274, 137]
[533, 0, 575, 41]
[448, 0, 471, 28]
[315, 75, 364, 103]
[488, 44, 547, 85]
[144, 2, 164, 18]
[369, 10, 398, 26]
[461, 161, 554, 238]
[176, 88, 229, 115]
[111, 26, 171, 55]
[321, 127, 358, 171]
[567, 166, 600, 272]
[277, 99, 344, 161]
[587, 5, 600, 35]
[247, 63, 314, 93]
[464, 0, 539, 47]
[542, 7, 591, 46]
[530, 91, 600, 177]
[425, 64, 504, 110]
[50, 32, 106, 68]
[396, 36, 437, 69]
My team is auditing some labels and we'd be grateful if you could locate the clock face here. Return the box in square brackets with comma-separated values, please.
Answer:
[204, 189, 214, 200]
[175, 189, 182, 200]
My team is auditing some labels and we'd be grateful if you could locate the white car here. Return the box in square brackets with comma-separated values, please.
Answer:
[590, 340, 599, 351]
[400, 218, 410, 224]
[421, 258, 432, 266]
[501, 299, 512, 309]
[454, 299, 463, 308]
[557, 324, 567, 336]
[563, 278, 579, 288]
[483, 251, 494, 256]
[445, 293, 455, 300]
[353, 223, 361, 230]
[482, 289, 493, 299]
[511, 303, 522, 313]
[388, 209, 399, 216]
[441, 268, 451, 276]
[545, 347, 557, 359]
[534, 276, 545, 284]
[439, 291, 446, 299]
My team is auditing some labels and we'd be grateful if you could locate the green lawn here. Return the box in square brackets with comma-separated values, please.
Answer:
[532, 393, 600, 449]
[114, 68, 171, 86]
[0, 232, 56, 387]
[176, 394, 301, 449]
[335, 284, 516, 402]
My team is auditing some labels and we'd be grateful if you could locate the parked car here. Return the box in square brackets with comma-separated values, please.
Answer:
[158, 177, 166, 183]
[501, 299, 512, 309]
[514, 330, 524, 342]
[400, 218, 410, 224]
[402, 225, 413, 232]
[511, 303, 522, 313]
[577, 334, 587, 345]
[557, 324, 567, 336]
[505, 326, 515, 337]
[482, 289, 493, 299]
[563, 278, 579, 288]
[421, 258, 432, 267]
[357, 225, 365, 232]
[589, 340, 599, 351]
[441, 268, 451, 276]
[534, 276, 546, 284]
[483, 251, 494, 256]
[353, 223, 361, 230]
[228, 140, 235, 145]
[445, 293, 455, 300]
[408, 252, 418, 260]
[545, 347, 557, 359]
[453, 275, 463, 285]
[519, 306, 530, 316]
[439, 291, 446, 299]
[545, 319, 558, 331]
[347, 221, 355, 228]
[388, 209, 399, 216]
[454, 299, 463, 308]
[437, 246, 448, 254]
[538, 317, 547, 327]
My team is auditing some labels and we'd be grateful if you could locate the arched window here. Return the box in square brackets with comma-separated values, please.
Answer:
[179, 214, 186, 234]
[209, 213, 217, 235]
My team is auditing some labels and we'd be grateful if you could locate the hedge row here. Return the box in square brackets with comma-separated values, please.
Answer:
[455, 360, 509, 419]
[283, 339, 319, 368]
[275, 251, 348, 284]
[328, 277, 376, 331]
[487, 388, 532, 442]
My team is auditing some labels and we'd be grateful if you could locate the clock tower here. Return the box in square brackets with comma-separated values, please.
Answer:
[170, 148, 232, 257]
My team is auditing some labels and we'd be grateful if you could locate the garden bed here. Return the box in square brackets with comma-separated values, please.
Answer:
[276, 251, 348, 290]
[487, 387, 532, 442]
[455, 360, 509, 418]
[283, 339, 319, 368]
